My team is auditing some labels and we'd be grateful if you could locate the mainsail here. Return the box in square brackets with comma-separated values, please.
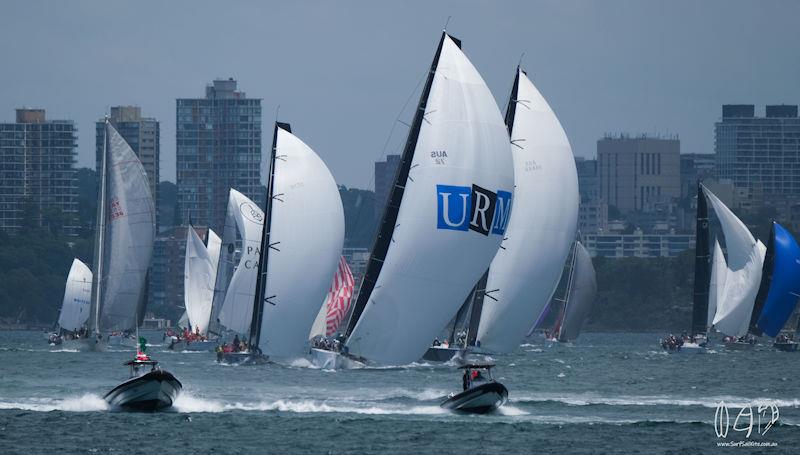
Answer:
[215, 189, 264, 335]
[475, 67, 579, 352]
[89, 121, 155, 333]
[556, 242, 597, 342]
[705, 185, 765, 336]
[750, 222, 800, 337]
[343, 33, 515, 365]
[691, 184, 711, 335]
[253, 123, 345, 358]
[58, 259, 93, 332]
[184, 227, 221, 335]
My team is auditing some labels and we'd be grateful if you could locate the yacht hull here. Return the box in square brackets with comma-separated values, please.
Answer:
[216, 351, 269, 365]
[421, 347, 462, 362]
[309, 348, 364, 369]
[773, 341, 799, 352]
[169, 340, 216, 352]
[104, 370, 182, 411]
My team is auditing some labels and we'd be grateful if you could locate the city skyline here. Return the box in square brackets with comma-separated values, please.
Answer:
[1, 0, 798, 189]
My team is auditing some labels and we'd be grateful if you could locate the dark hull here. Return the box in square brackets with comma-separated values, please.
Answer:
[441, 382, 508, 414]
[774, 342, 799, 352]
[422, 347, 462, 362]
[217, 351, 269, 365]
[104, 370, 182, 411]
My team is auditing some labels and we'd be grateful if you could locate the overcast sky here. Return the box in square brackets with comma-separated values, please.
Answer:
[1, 0, 798, 189]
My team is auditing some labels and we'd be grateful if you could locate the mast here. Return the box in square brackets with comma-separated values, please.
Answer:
[344, 32, 455, 338]
[88, 120, 109, 334]
[249, 122, 286, 349]
[690, 183, 711, 336]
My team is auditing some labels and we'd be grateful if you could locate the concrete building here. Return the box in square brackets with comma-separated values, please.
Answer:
[176, 78, 262, 232]
[96, 106, 160, 227]
[374, 154, 400, 219]
[680, 153, 716, 200]
[582, 230, 694, 258]
[0, 109, 78, 235]
[715, 104, 800, 204]
[597, 134, 680, 214]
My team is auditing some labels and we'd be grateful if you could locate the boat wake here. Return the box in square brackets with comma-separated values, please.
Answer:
[511, 392, 800, 409]
[0, 394, 108, 412]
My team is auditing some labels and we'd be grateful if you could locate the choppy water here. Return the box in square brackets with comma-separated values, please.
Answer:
[0, 331, 797, 453]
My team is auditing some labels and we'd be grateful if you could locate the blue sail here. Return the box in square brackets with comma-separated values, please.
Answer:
[756, 222, 800, 337]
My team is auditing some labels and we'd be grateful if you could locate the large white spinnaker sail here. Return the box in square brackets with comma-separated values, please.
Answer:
[475, 68, 579, 352]
[343, 33, 515, 365]
[255, 124, 344, 358]
[705, 186, 765, 336]
[94, 122, 155, 333]
[58, 259, 93, 332]
[184, 227, 221, 335]
[707, 239, 727, 331]
[216, 189, 264, 335]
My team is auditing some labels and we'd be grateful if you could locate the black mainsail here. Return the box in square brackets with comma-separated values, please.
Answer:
[691, 183, 711, 336]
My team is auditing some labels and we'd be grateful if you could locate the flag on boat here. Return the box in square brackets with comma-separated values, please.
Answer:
[325, 256, 355, 336]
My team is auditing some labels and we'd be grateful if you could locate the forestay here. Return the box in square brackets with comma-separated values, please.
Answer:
[257, 126, 344, 358]
[58, 259, 93, 332]
[476, 68, 579, 352]
[345, 34, 515, 365]
[217, 190, 264, 335]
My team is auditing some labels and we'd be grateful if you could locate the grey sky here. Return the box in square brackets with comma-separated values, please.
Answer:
[1, 0, 798, 189]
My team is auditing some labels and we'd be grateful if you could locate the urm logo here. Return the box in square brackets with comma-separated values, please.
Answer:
[437, 184, 512, 236]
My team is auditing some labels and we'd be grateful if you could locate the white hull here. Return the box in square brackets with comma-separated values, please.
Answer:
[309, 348, 364, 369]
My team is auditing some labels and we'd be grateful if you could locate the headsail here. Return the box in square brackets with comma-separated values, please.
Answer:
[254, 123, 345, 358]
[705, 185, 765, 336]
[707, 239, 727, 331]
[58, 259, 93, 332]
[556, 242, 597, 342]
[216, 189, 264, 335]
[184, 227, 221, 335]
[344, 33, 515, 365]
[751, 222, 800, 337]
[94, 122, 155, 333]
[475, 68, 579, 352]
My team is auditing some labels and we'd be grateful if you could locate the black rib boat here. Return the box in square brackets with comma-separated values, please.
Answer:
[441, 363, 508, 414]
[104, 357, 182, 411]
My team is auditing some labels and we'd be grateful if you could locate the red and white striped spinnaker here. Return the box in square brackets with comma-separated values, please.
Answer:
[325, 256, 355, 335]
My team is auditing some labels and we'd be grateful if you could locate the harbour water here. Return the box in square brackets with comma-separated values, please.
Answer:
[1, 331, 797, 453]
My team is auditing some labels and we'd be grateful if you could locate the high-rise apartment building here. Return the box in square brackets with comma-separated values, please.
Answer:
[176, 78, 262, 232]
[715, 104, 800, 203]
[0, 109, 78, 235]
[96, 106, 160, 227]
[597, 134, 680, 213]
[374, 154, 400, 219]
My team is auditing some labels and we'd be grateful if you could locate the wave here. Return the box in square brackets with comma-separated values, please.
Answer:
[0, 394, 108, 412]
[512, 393, 800, 409]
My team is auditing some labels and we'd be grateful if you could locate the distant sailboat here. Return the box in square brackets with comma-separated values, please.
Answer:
[443, 66, 579, 355]
[309, 256, 356, 339]
[84, 120, 155, 351]
[313, 32, 515, 367]
[551, 241, 597, 342]
[49, 259, 93, 345]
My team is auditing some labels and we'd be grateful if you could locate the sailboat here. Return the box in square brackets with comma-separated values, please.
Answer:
[48, 259, 93, 346]
[218, 122, 345, 363]
[168, 226, 221, 351]
[83, 120, 155, 351]
[423, 65, 579, 359]
[311, 31, 515, 368]
[308, 256, 356, 341]
[549, 241, 597, 343]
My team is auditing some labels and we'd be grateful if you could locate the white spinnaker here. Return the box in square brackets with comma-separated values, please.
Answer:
[705, 186, 765, 336]
[58, 259, 92, 332]
[345, 35, 515, 365]
[258, 127, 344, 358]
[475, 69, 579, 352]
[184, 228, 221, 335]
[707, 239, 728, 331]
[99, 123, 155, 332]
[217, 190, 264, 335]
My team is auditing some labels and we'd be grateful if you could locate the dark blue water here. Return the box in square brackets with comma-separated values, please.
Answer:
[1, 331, 797, 453]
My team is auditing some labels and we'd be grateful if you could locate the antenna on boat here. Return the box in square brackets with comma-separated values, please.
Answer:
[517, 52, 526, 70]
[443, 16, 452, 32]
